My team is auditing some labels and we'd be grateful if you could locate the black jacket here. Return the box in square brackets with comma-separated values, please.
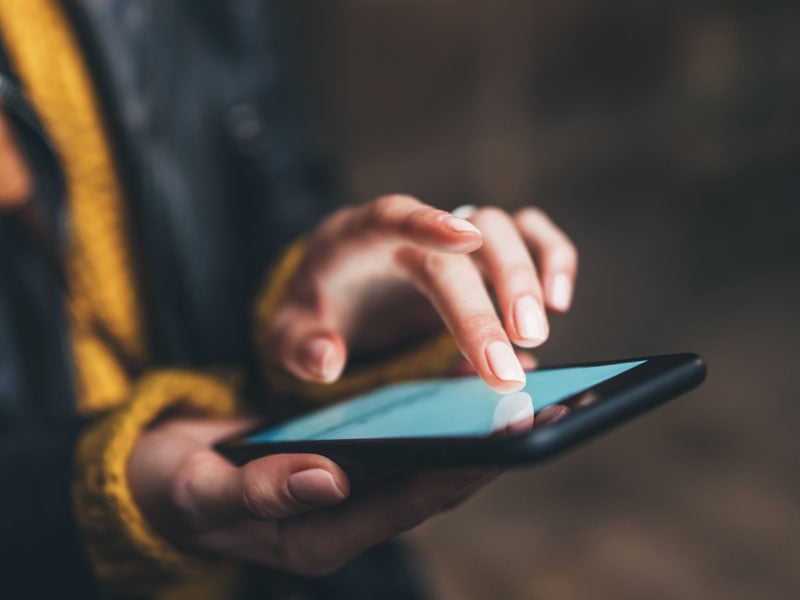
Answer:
[0, 1, 337, 595]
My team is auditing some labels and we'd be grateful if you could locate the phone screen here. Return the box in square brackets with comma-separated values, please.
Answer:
[245, 360, 646, 443]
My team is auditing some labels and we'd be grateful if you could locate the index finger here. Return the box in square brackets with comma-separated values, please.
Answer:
[515, 208, 578, 313]
[347, 194, 483, 253]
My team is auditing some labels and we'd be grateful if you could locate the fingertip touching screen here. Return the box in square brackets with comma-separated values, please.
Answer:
[246, 360, 646, 443]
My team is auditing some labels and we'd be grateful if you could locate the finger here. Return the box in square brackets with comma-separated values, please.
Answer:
[173, 451, 350, 530]
[518, 351, 537, 370]
[236, 468, 493, 575]
[269, 195, 484, 384]
[469, 207, 549, 348]
[515, 207, 578, 313]
[536, 404, 570, 425]
[266, 300, 348, 384]
[448, 349, 536, 377]
[396, 249, 525, 393]
[150, 416, 262, 447]
[346, 194, 483, 253]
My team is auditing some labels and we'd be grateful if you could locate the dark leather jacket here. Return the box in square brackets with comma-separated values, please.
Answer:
[0, 1, 338, 594]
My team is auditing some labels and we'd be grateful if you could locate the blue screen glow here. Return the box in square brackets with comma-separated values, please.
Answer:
[246, 360, 645, 443]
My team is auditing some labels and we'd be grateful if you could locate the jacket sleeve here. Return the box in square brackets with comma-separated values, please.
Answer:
[0, 419, 101, 597]
[253, 239, 462, 406]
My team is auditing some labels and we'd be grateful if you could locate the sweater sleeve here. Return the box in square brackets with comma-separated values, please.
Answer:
[0, 419, 101, 597]
[70, 370, 239, 597]
[253, 239, 462, 406]
[66, 241, 461, 597]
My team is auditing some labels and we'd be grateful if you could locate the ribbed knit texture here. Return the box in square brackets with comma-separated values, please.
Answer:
[72, 371, 239, 594]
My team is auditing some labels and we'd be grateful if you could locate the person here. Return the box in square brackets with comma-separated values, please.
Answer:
[0, 1, 578, 598]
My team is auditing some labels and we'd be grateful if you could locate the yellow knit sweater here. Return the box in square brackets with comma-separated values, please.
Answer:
[0, 1, 459, 597]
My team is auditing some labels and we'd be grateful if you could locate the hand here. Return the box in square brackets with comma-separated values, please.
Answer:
[129, 417, 493, 576]
[265, 195, 578, 393]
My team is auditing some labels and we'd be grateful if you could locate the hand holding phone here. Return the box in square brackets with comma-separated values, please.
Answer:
[128, 353, 704, 577]
[127, 416, 494, 577]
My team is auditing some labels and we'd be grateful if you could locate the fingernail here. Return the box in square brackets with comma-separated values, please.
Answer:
[514, 296, 548, 345]
[440, 215, 481, 236]
[551, 273, 573, 311]
[509, 406, 534, 425]
[537, 404, 570, 425]
[306, 337, 339, 383]
[288, 469, 347, 505]
[485, 341, 526, 384]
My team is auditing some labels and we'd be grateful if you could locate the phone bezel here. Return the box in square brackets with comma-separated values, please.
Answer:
[217, 353, 706, 468]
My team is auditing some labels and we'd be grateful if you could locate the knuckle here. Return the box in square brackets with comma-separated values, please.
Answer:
[313, 206, 355, 246]
[370, 194, 431, 236]
[329, 205, 357, 230]
[371, 194, 414, 221]
[473, 205, 509, 224]
[549, 242, 579, 268]
[370, 195, 394, 220]
[328, 205, 357, 226]
[420, 250, 452, 278]
[403, 206, 436, 233]
[413, 252, 474, 290]
[516, 206, 550, 224]
[240, 472, 268, 519]
[375, 193, 418, 207]
[455, 312, 502, 342]
[170, 453, 216, 531]
[499, 262, 537, 285]
[241, 468, 289, 521]
[399, 249, 459, 286]
[364, 198, 389, 228]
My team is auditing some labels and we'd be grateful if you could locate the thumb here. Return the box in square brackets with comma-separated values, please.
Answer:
[178, 451, 350, 529]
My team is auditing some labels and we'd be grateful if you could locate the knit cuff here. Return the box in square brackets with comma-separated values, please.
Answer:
[72, 370, 238, 596]
[253, 239, 462, 405]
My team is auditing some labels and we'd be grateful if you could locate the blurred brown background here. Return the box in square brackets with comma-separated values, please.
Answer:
[298, 1, 800, 598]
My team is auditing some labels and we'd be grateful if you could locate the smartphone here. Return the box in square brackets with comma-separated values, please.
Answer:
[217, 353, 706, 469]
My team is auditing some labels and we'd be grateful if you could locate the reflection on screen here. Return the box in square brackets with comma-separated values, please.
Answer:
[247, 360, 645, 443]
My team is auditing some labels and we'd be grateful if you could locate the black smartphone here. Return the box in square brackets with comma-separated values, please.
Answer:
[217, 353, 706, 469]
